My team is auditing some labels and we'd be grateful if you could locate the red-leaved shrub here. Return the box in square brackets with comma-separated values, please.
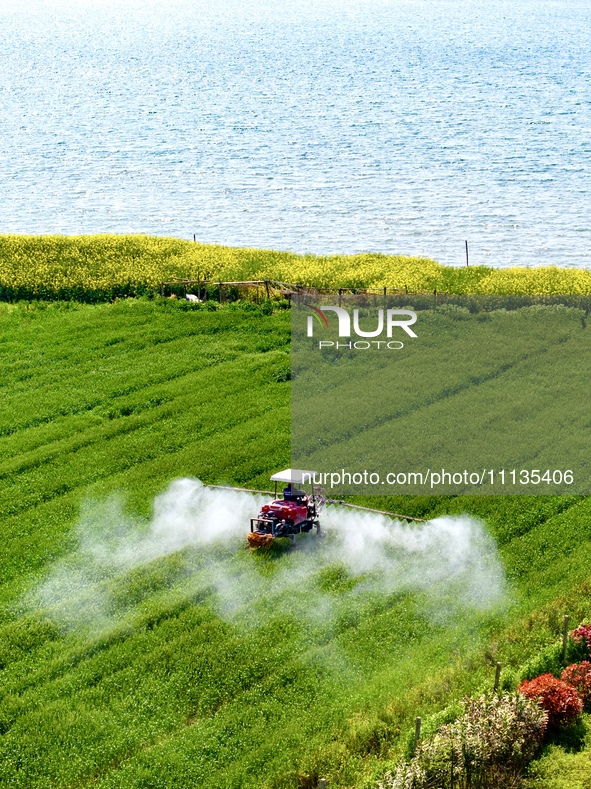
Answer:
[561, 662, 591, 710]
[518, 674, 583, 728]
[571, 623, 591, 656]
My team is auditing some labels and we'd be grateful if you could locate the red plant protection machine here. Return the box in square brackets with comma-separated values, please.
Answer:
[247, 469, 323, 548]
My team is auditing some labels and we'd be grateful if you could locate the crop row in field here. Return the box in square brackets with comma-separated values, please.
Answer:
[2, 235, 591, 301]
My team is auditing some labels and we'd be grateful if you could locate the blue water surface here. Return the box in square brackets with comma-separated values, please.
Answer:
[0, 0, 590, 267]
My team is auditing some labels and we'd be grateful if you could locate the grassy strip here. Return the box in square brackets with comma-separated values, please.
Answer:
[524, 718, 591, 789]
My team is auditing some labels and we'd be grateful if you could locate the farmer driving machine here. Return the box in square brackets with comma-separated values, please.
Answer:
[247, 469, 323, 548]
[226, 469, 424, 548]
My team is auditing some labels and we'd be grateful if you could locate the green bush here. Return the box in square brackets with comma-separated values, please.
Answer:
[379, 694, 547, 789]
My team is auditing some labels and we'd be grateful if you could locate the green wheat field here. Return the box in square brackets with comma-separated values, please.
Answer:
[1, 237, 590, 788]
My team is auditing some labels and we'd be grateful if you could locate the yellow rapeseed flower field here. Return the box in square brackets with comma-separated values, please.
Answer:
[1, 234, 590, 299]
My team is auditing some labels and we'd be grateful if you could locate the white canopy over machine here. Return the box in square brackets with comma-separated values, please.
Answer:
[270, 469, 316, 484]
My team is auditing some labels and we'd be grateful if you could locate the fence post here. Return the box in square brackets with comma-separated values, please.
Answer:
[562, 615, 570, 664]
[414, 717, 422, 754]
[494, 662, 502, 694]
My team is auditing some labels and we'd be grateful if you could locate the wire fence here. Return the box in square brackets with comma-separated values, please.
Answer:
[161, 279, 591, 315]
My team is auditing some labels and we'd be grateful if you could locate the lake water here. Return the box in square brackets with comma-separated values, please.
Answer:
[1, 0, 590, 267]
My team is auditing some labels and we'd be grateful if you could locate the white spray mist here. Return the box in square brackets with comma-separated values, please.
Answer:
[29, 478, 506, 632]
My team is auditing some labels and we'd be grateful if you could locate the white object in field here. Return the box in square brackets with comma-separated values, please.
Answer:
[185, 293, 201, 302]
[270, 468, 316, 484]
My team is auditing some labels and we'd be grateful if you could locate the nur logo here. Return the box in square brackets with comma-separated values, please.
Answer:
[307, 306, 418, 350]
